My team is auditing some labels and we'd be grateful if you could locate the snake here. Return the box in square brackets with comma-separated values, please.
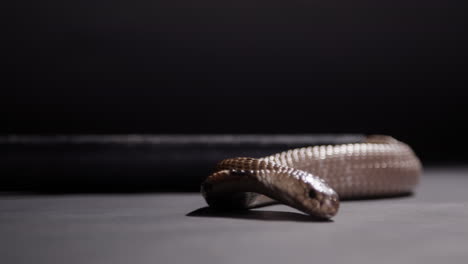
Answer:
[201, 135, 422, 219]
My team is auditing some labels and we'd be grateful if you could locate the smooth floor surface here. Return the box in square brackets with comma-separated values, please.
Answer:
[1, 167, 467, 264]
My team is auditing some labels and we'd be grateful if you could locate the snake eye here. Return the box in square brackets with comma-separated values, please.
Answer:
[308, 189, 317, 199]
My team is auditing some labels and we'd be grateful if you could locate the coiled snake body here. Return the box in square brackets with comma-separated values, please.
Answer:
[201, 135, 421, 219]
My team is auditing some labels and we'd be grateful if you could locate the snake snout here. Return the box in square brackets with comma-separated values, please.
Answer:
[321, 194, 340, 218]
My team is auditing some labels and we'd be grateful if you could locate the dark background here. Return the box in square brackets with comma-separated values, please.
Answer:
[2, 0, 468, 164]
[3, 3, 468, 261]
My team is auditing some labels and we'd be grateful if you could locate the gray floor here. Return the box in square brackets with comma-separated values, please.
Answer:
[1, 167, 467, 264]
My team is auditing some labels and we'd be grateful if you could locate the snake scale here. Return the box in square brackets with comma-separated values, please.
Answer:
[201, 135, 422, 219]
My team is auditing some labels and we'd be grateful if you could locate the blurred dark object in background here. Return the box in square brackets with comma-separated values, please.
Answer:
[2, 0, 468, 165]
[1, 134, 365, 192]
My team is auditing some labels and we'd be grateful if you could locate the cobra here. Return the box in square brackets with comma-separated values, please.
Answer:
[201, 135, 422, 219]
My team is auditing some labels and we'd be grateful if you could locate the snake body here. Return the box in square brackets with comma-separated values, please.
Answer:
[201, 135, 421, 219]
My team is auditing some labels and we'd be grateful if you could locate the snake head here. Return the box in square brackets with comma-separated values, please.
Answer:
[202, 158, 340, 219]
[299, 175, 340, 219]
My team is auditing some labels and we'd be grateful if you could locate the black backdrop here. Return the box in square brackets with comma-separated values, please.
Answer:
[3, 0, 468, 163]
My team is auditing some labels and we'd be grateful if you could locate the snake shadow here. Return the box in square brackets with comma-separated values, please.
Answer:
[187, 193, 415, 222]
[186, 207, 332, 222]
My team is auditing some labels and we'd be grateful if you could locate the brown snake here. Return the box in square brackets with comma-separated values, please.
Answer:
[201, 135, 422, 219]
